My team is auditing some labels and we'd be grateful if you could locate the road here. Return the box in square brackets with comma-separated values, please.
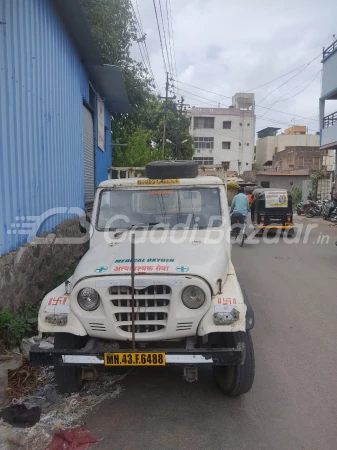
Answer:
[86, 217, 337, 450]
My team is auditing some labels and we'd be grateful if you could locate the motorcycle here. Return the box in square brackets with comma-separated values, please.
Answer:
[321, 199, 337, 221]
[297, 199, 316, 216]
[304, 200, 323, 218]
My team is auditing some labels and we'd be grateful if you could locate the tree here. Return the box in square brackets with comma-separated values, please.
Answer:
[81, 0, 194, 165]
[113, 128, 161, 167]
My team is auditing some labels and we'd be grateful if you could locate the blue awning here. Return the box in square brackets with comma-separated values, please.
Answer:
[88, 65, 131, 114]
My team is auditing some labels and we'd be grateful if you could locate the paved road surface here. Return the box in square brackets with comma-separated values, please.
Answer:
[86, 217, 337, 450]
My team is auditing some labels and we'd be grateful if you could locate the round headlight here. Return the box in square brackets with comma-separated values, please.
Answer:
[182, 286, 205, 309]
[78, 288, 100, 311]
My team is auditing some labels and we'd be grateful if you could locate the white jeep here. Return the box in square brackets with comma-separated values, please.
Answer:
[30, 161, 255, 395]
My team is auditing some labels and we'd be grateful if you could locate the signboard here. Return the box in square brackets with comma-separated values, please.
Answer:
[137, 179, 180, 186]
[265, 191, 288, 208]
[97, 97, 105, 151]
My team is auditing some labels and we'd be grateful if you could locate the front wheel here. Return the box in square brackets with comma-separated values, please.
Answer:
[54, 333, 86, 393]
[305, 208, 316, 218]
[212, 331, 255, 396]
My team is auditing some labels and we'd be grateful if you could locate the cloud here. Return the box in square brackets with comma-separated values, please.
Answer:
[132, 0, 337, 134]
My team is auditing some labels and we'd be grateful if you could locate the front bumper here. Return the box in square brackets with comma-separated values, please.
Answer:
[29, 344, 245, 367]
[257, 224, 294, 230]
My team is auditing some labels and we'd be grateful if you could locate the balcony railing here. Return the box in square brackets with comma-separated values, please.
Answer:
[323, 111, 337, 128]
[323, 40, 337, 59]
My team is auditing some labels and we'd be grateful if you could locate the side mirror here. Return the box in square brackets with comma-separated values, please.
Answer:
[79, 214, 91, 234]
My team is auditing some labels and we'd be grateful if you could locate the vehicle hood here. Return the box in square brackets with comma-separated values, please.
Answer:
[72, 237, 229, 294]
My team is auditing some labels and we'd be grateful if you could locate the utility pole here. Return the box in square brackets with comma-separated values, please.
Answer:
[162, 72, 169, 158]
[176, 96, 190, 159]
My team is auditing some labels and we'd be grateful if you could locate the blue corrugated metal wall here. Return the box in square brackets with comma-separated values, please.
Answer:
[0, 0, 112, 256]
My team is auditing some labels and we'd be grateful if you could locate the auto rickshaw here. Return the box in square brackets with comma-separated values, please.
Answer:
[251, 188, 294, 235]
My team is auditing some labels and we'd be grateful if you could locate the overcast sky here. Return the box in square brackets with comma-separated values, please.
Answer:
[132, 0, 337, 135]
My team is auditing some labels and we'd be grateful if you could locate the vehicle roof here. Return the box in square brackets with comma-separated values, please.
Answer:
[99, 176, 224, 188]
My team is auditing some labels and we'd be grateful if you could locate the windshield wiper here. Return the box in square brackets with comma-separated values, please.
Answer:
[130, 222, 162, 228]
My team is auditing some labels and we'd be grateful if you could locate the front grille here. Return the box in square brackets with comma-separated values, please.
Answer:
[115, 312, 168, 322]
[109, 285, 171, 295]
[89, 322, 106, 332]
[110, 285, 171, 334]
[119, 325, 165, 333]
[111, 298, 170, 308]
[176, 322, 193, 331]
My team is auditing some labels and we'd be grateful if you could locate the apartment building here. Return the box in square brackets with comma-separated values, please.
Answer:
[255, 126, 320, 168]
[319, 38, 337, 171]
[188, 93, 255, 172]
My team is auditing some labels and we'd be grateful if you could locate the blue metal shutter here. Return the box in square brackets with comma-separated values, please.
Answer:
[83, 105, 95, 204]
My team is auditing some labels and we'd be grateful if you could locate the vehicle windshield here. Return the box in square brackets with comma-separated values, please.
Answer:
[96, 187, 222, 230]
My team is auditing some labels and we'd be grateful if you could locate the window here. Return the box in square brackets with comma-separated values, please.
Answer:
[223, 121, 231, 129]
[239, 142, 242, 146]
[261, 181, 270, 188]
[246, 143, 250, 146]
[247, 123, 250, 126]
[193, 137, 214, 149]
[193, 117, 215, 129]
[239, 123, 242, 126]
[89, 83, 95, 110]
[222, 161, 230, 170]
[222, 141, 231, 150]
[96, 188, 222, 230]
[193, 157, 214, 165]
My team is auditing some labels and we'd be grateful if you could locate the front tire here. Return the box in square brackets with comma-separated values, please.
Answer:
[305, 208, 316, 218]
[212, 331, 255, 396]
[54, 333, 85, 393]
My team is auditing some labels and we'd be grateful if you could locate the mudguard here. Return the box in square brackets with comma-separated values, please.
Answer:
[38, 281, 87, 336]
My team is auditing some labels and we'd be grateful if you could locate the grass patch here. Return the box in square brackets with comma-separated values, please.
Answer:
[0, 303, 39, 350]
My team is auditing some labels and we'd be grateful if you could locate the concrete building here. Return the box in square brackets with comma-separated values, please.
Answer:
[272, 146, 334, 171]
[319, 38, 337, 168]
[256, 126, 320, 168]
[0, 0, 130, 309]
[188, 93, 255, 172]
[255, 170, 332, 200]
[284, 125, 307, 135]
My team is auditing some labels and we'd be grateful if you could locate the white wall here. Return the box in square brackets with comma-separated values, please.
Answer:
[190, 112, 255, 171]
[256, 134, 320, 167]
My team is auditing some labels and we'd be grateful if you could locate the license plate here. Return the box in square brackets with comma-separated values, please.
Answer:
[104, 352, 166, 366]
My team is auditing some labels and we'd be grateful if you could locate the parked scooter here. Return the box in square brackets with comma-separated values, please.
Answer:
[321, 198, 337, 221]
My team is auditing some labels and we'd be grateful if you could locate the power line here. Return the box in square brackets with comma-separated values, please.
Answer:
[278, 70, 321, 102]
[131, 1, 160, 93]
[256, 57, 320, 106]
[167, 0, 178, 93]
[158, 0, 173, 75]
[258, 70, 321, 118]
[165, 0, 175, 79]
[247, 53, 321, 91]
[174, 86, 318, 133]
[171, 77, 319, 122]
[153, 0, 168, 74]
